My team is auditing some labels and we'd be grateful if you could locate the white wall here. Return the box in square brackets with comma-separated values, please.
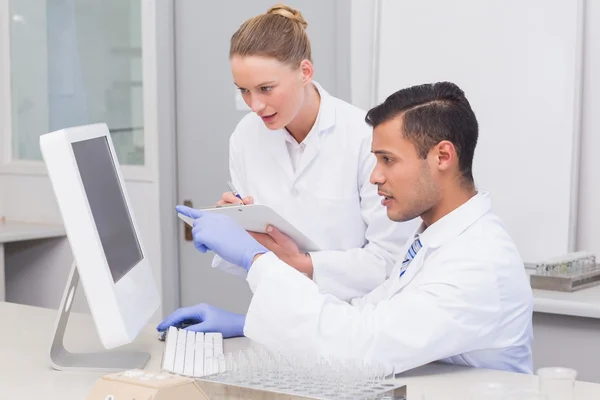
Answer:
[350, 1, 600, 260]
[577, 0, 600, 260]
[350, 1, 376, 111]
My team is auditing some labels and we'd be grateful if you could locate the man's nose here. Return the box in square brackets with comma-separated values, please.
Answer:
[370, 164, 384, 186]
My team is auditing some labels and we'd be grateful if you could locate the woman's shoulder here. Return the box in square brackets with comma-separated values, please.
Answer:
[315, 82, 367, 122]
[331, 96, 366, 117]
[326, 95, 373, 140]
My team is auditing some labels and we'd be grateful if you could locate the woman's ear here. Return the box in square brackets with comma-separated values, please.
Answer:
[299, 59, 314, 85]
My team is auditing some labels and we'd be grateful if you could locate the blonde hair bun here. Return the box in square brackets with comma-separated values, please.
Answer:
[267, 4, 308, 29]
[230, 4, 312, 66]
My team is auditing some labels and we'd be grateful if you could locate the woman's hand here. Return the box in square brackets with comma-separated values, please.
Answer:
[216, 191, 254, 206]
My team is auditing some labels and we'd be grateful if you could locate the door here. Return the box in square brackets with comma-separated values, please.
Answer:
[175, 0, 351, 312]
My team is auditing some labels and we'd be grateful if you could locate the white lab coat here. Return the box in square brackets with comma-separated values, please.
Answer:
[213, 82, 417, 301]
[243, 192, 534, 375]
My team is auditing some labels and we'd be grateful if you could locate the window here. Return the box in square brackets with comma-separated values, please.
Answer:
[8, 0, 143, 165]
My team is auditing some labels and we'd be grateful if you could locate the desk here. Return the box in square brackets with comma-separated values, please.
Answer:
[0, 220, 65, 301]
[534, 285, 600, 319]
[1, 302, 600, 399]
[527, 270, 600, 382]
[528, 267, 600, 318]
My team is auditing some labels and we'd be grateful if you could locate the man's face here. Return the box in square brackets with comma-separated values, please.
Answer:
[370, 116, 440, 222]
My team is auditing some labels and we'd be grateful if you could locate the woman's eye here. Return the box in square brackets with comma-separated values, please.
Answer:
[261, 86, 273, 92]
[238, 88, 248, 94]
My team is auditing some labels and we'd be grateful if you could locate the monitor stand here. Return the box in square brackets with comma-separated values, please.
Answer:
[49, 261, 151, 372]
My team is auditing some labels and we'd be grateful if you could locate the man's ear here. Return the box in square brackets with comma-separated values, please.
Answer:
[299, 59, 314, 85]
[436, 140, 456, 171]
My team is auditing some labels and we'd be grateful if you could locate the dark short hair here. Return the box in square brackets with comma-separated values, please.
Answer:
[365, 82, 478, 184]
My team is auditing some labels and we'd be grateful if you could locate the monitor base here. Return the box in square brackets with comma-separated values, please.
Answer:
[49, 261, 150, 372]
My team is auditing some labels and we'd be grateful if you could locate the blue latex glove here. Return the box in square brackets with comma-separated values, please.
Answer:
[156, 303, 245, 338]
[176, 204, 268, 271]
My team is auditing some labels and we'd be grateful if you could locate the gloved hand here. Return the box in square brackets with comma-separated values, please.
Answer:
[176, 204, 269, 271]
[156, 303, 245, 338]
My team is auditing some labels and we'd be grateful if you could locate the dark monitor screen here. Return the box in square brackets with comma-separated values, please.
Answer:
[72, 137, 143, 283]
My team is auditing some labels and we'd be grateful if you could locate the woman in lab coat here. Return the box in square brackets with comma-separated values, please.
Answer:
[160, 82, 534, 375]
[212, 4, 415, 301]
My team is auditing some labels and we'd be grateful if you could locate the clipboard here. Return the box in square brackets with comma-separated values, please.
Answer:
[177, 204, 321, 252]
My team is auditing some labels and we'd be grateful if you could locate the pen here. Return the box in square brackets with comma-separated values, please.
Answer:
[227, 181, 244, 202]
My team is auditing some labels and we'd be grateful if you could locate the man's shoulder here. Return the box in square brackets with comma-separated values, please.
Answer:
[421, 211, 530, 311]
[432, 211, 523, 270]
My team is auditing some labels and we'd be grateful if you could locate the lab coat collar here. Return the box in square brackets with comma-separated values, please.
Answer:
[262, 81, 336, 183]
[417, 191, 491, 249]
[288, 81, 336, 179]
[389, 192, 491, 293]
[281, 81, 336, 145]
[312, 81, 336, 134]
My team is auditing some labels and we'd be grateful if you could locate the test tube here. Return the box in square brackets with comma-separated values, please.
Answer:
[537, 367, 577, 400]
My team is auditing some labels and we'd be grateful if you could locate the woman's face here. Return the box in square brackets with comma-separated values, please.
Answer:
[230, 55, 310, 130]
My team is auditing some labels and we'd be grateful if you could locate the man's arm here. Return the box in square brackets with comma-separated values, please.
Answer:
[244, 252, 501, 373]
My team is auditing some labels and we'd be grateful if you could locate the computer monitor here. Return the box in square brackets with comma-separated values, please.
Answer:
[40, 123, 160, 371]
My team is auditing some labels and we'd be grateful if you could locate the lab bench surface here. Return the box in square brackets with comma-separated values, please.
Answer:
[1, 301, 600, 399]
[0, 220, 65, 243]
[534, 284, 600, 319]
[519, 268, 600, 319]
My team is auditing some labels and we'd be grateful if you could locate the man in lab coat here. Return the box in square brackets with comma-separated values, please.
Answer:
[159, 81, 534, 375]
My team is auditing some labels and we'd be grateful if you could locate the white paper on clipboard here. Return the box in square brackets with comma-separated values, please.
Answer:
[177, 204, 321, 252]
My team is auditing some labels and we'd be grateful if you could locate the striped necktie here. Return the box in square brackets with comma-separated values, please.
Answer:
[399, 236, 422, 277]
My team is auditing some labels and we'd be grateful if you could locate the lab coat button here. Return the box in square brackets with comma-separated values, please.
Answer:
[291, 188, 299, 197]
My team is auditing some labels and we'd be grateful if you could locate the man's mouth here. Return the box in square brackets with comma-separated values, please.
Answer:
[378, 191, 393, 200]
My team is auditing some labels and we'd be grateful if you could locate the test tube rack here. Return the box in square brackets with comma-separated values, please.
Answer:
[196, 378, 407, 400]
[529, 251, 600, 292]
[185, 345, 406, 400]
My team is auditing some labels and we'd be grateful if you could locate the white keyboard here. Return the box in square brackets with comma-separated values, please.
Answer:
[161, 326, 224, 377]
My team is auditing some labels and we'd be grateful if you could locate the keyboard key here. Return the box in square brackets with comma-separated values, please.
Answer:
[183, 331, 196, 376]
[161, 327, 224, 377]
[173, 328, 187, 374]
[207, 332, 224, 356]
[193, 332, 205, 377]
[161, 326, 178, 372]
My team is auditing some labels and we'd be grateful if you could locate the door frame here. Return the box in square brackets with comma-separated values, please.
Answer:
[152, 0, 180, 316]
